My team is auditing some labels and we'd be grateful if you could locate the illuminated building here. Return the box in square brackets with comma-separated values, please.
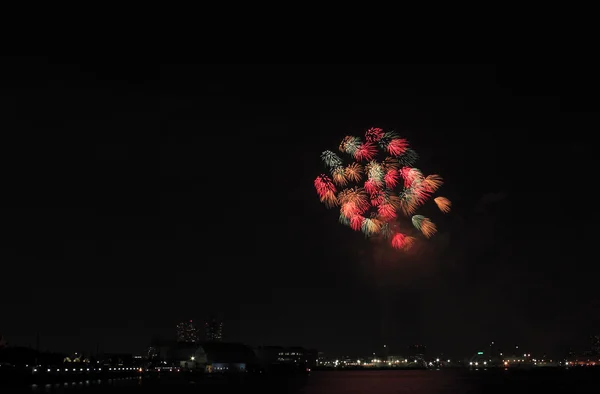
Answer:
[407, 345, 426, 362]
[591, 334, 600, 356]
[176, 320, 199, 343]
[205, 316, 223, 342]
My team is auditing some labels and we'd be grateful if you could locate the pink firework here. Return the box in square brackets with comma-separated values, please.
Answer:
[378, 203, 397, 220]
[400, 167, 423, 188]
[354, 142, 377, 161]
[370, 191, 384, 207]
[384, 169, 399, 188]
[365, 127, 384, 142]
[314, 174, 336, 197]
[412, 182, 433, 205]
[350, 215, 364, 231]
[387, 138, 408, 156]
[364, 178, 382, 195]
[341, 202, 359, 217]
[391, 233, 407, 249]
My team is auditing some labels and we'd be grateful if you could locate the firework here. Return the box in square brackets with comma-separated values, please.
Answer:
[339, 136, 361, 155]
[380, 222, 393, 239]
[412, 215, 437, 238]
[315, 127, 449, 251]
[361, 217, 381, 236]
[350, 215, 364, 231]
[387, 138, 409, 157]
[403, 236, 416, 250]
[399, 189, 419, 216]
[384, 169, 399, 189]
[345, 162, 363, 183]
[400, 167, 424, 188]
[365, 127, 384, 142]
[364, 178, 382, 195]
[391, 233, 406, 249]
[370, 190, 384, 207]
[331, 166, 347, 186]
[434, 196, 451, 213]
[378, 203, 397, 220]
[398, 148, 419, 167]
[383, 157, 400, 171]
[354, 142, 377, 161]
[314, 174, 335, 197]
[423, 174, 443, 192]
[367, 161, 385, 182]
[339, 212, 351, 226]
[321, 150, 343, 168]
[391, 233, 416, 251]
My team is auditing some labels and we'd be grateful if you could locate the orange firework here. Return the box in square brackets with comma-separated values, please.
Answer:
[320, 191, 338, 208]
[332, 167, 348, 187]
[402, 236, 416, 250]
[400, 192, 419, 216]
[420, 218, 437, 238]
[423, 174, 443, 192]
[434, 196, 451, 213]
[345, 163, 363, 183]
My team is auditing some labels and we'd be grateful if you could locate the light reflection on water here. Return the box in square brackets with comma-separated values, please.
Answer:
[24, 370, 600, 394]
[30, 376, 142, 392]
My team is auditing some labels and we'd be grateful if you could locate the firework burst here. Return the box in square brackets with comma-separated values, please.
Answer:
[412, 215, 437, 238]
[331, 166, 348, 186]
[315, 127, 449, 251]
[434, 196, 451, 213]
[354, 142, 377, 161]
[345, 162, 363, 183]
[321, 150, 343, 168]
[398, 148, 419, 167]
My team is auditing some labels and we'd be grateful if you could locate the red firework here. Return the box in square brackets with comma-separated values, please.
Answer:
[391, 233, 407, 249]
[370, 191, 384, 207]
[384, 169, 399, 188]
[350, 215, 364, 231]
[400, 167, 423, 188]
[364, 178, 382, 195]
[378, 203, 397, 220]
[387, 138, 408, 156]
[365, 127, 385, 142]
[314, 174, 336, 197]
[354, 142, 377, 161]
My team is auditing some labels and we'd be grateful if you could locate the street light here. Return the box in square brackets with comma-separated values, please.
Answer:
[191, 356, 195, 361]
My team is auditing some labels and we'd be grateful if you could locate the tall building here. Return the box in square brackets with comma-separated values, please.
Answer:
[205, 315, 223, 342]
[176, 320, 199, 343]
[591, 334, 600, 356]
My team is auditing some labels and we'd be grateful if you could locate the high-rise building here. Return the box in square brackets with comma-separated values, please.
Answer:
[591, 334, 600, 356]
[176, 320, 199, 343]
[205, 315, 223, 342]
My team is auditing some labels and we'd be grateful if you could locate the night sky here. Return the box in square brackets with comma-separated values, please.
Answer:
[3, 61, 599, 359]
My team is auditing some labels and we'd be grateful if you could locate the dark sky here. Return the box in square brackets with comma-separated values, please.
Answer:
[2, 60, 599, 359]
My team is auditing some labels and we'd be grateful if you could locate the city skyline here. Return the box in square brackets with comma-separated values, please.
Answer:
[3, 61, 599, 357]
